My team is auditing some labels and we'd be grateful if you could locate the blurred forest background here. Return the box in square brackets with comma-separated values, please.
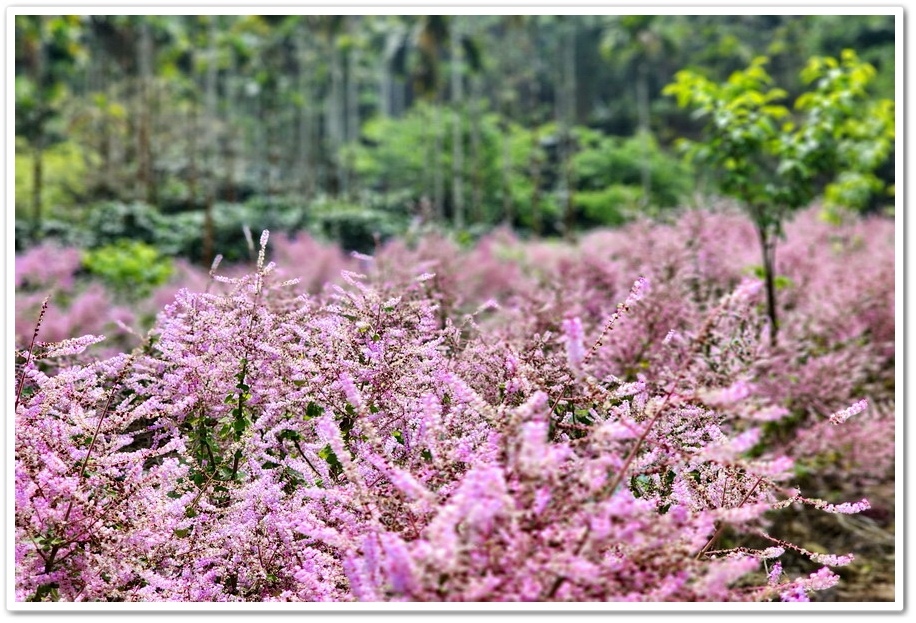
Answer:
[14, 15, 895, 263]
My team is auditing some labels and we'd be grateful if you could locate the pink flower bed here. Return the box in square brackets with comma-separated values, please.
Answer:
[14, 208, 894, 602]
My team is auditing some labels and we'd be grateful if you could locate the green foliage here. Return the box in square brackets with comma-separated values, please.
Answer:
[794, 52, 895, 217]
[352, 105, 441, 193]
[574, 185, 641, 227]
[664, 56, 792, 224]
[13, 15, 896, 241]
[83, 202, 169, 247]
[571, 129, 694, 219]
[15, 138, 97, 217]
[351, 104, 505, 221]
[16, 195, 413, 262]
[82, 240, 174, 300]
[305, 198, 409, 254]
[207, 199, 309, 262]
[663, 49, 893, 224]
[14, 15, 86, 138]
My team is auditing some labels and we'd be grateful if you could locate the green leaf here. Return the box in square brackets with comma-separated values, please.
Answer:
[319, 444, 343, 476]
[233, 417, 248, 437]
[306, 402, 323, 419]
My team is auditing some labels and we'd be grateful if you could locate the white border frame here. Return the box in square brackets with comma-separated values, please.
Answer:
[3, 3, 906, 617]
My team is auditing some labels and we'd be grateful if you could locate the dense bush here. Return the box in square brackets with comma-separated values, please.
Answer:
[572, 129, 695, 220]
[352, 104, 695, 232]
[14, 138, 97, 220]
[15, 193, 416, 261]
[82, 241, 174, 301]
[14, 206, 893, 602]
[352, 105, 505, 222]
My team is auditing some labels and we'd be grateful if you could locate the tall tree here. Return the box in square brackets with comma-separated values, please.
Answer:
[557, 16, 578, 238]
[412, 16, 450, 220]
[600, 15, 677, 206]
[319, 16, 347, 196]
[136, 18, 155, 204]
[344, 15, 363, 199]
[202, 16, 219, 266]
[15, 16, 85, 233]
[449, 16, 466, 229]
[295, 18, 317, 200]
[665, 51, 894, 343]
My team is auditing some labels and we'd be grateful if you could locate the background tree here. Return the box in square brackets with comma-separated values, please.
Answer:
[13, 15, 896, 256]
[663, 50, 894, 343]
[600, 15, 678, 205]
[15, 15, 86, 234]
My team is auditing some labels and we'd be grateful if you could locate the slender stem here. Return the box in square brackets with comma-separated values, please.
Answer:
[752, 211, 779, 346]
[696, 475, 764, 560]
[548, 294, 641, 422]
[292, 438, 324, 481]
[15, 296, 49, 411]
[544, 372, 684, 600]
[229, 449, 242, 481]
[187, 468, 220, 512]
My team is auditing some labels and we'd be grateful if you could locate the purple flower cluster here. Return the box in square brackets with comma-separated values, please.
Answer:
[14, 207, 893, 602]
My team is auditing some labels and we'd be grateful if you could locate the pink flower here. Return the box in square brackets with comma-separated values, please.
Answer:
[625, 276, 650, 306]
[561, 316, 586, 370]
[780, 585, 810, 602]
[829, 399, 868, 425]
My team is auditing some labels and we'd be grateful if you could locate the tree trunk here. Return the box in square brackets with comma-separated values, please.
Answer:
[379, 26, 400, 118]
[345, 16, 360, 199]
[756, 221, 779, 346]
[560, 18, 577, 240]
[393, 75, 406, 118]
[30, 21, 46, 235]
[225, 56, 238, 203]
[501, 120, 513, 226]
[326, 36, 345, 196]
[636, 62, 652, 207]
[297, 34, 314, 201]
[433, 101, 445, 221]
[528, 18, 543, 236]
[529, 128, 542, 236]
[450, 17, 465, 229]
[469, 73, 484, 223]
[31, 140, 43, 235]
[202, 17, 218, 268]
[379, 55, 391, 118]
[188, 105, 198, 209]
[137, 20, 154, 205]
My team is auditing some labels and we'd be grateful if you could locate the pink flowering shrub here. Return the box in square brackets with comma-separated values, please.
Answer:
[269, 230, 357, 293]
[373, 205, 893, 488]
[15, 212, 891, 602]
[15, 244, 137, 358]
[16, 232, 357, 357]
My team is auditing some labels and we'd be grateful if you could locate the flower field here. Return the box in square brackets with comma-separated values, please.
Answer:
[13, 205, 896, 603]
